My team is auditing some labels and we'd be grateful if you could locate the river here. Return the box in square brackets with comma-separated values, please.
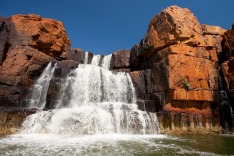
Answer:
[0, 134, 233, 155]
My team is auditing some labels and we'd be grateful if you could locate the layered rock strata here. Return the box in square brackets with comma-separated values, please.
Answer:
[129, 6, 227, 133]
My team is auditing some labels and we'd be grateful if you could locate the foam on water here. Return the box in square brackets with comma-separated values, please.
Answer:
[22, 54, 159, 135]
[0, 134, 221, 156]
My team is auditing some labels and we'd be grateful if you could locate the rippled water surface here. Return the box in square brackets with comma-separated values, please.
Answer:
[0, 134, 234, 156]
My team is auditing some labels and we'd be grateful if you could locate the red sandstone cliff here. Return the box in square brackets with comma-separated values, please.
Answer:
[0, 14, 71, 107]
[129, 6, 228, 133]
[130, 6, 225, 111]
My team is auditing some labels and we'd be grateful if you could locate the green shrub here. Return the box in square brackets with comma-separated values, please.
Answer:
[179, 77, 190, 90]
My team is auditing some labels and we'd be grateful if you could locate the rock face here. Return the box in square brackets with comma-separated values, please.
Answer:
[129, 6, 227, 133]
[0, 108, 35, 136]
[111, 49, 131, 72]
[220, 24, 234, 132]
[222, 24, 234, 103]
[67, 48, 93, 64]
[0, 14, 71, 107]
[146, 6, 205, 50]
[157, 111, 221, 134]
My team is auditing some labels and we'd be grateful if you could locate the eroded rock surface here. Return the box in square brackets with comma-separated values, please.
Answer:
[0, 14, 71, 107]
[222, 24, 234, 101]
[129, 6, 227, 133]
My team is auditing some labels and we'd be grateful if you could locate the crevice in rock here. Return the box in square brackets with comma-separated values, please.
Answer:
[143, 73, 148, 94]
[32, 34, 40, 41]
[1, 41, 11, 65]
[111, 67, 130, 70]
[0, 82, 12, 87]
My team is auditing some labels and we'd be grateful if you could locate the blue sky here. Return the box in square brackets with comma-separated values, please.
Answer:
[1, 0, 234, 55]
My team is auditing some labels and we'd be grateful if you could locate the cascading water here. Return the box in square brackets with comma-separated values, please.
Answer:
[101, 54, 112, 69]
[22, 54, 159, 135]
[2, 55, 234, 156]
[25, 62, 56, 109]
[218, 67, 234, 133]
[83, 51, 89, 64]
[91, 55, 102, 66]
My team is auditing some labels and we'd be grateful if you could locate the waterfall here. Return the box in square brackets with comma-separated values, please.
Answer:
[218, 67, 234, 133]
[101, 54, 112, 69]
[91, 55, 102, 66]
[26, 63, 56, 109]
[84, 51, 89, 64]
[22, 55, 159, 135]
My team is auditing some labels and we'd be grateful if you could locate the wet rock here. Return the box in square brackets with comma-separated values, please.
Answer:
[222, 24, 234, 102]
[0, 108, 36, 135]
[136, 100, 156, 112]
[0, 85, 20, 107]
[156, 111, 221, 134]
[46, 77, 65, 109]
[111, 68, 130, 73]
[55, 60, 79, 77]
[129, 69, 151, 99]
[151, 92, 165, 112]
[129, 71, 146, 98]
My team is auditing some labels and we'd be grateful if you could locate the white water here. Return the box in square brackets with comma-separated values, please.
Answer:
[101, 54, 112, 69]
[22, 54, 159, 135]
[26, 63, 56, 109]
[91, 55, 102, 66]
[84, 51, 89, 64]
[0, 134, 224, 156]
[90, 54, 112, 69]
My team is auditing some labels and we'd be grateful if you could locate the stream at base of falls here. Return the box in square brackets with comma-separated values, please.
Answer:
[0, 134, 234, 155]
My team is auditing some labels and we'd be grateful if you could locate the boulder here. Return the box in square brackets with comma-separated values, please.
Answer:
[67, 48, 93, 64]
[10, 14, 70, 57]
[111, 50, 130, 69]
[55, 60, 79, 77]
[145, 5, 206, 53]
